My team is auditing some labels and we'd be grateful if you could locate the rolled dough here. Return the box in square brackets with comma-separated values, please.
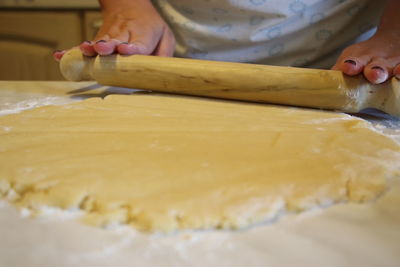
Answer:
[0, 94, 399, 232]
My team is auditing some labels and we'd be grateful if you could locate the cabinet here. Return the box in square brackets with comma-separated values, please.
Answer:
[83, 11, 102, 41]
[0, 8, 102, 81]
[0, 10, 83, 80]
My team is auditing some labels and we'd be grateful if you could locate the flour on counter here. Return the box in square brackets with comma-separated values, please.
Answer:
[0, 96, 78, 116]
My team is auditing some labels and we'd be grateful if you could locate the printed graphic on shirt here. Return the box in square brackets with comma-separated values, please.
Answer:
[152, 0, 386, 67]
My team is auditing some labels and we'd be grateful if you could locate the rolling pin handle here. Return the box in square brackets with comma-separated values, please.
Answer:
[59, 48, 95, 82]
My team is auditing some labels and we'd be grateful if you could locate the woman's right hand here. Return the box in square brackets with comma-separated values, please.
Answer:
[54, 0, 176, 61]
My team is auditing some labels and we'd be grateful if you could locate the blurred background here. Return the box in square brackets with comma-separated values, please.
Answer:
[0, 0, 101, 80]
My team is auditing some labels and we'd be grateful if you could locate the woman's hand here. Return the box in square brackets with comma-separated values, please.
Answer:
[332, 0, 400, 84]
[54, 0, 176, 61]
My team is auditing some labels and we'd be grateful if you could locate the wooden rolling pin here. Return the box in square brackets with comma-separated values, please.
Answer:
[60, 48, 400, 116]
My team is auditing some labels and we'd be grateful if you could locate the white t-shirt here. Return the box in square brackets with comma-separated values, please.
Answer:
[151, 0, 387, 68]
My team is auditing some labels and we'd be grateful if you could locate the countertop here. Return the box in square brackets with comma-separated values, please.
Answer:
[0, 81, 399, 267]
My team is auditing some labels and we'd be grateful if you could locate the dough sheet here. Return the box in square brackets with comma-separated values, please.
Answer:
[0, 94, 399, 232]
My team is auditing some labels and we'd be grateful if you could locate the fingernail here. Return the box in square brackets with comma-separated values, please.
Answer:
[96, 40, 106, 44]
[120, 42, 130, 45]
[83, 40, 92, 44]
[344, 59, 357, 65]
[371, 66, 385, 72]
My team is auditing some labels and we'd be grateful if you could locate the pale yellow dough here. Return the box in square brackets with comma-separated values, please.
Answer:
[0, 94, 399, 232]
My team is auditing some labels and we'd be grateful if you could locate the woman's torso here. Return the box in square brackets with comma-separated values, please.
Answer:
[152, 0, 387, 68]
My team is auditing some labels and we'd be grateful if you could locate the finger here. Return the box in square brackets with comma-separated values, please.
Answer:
[53, 50, 66, 62]
[128, 28, 163, 55]
[93, 39, 121, 56]
[332, 55, 371, 76]
[153, 30, 176, 57]
[116, 42, 137, 55]
[79, 41, 97, 57]
[114, 31, 136, 55]
[364, 57, 400, 84]
[363, 58, 400, 84]
[393, 63, 400, 80]
[93, 31, 112, 42]
[93, 24, 130, 55]
[363, 65, 388, 84]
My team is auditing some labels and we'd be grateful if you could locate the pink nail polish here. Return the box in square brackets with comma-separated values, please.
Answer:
[371, 66, 385, 72]
[344, 59, 356, 66]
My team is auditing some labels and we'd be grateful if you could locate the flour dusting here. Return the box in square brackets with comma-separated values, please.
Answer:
[0, 96, 77, 116]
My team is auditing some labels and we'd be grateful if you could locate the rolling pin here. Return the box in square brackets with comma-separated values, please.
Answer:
[60, 48, 400, 116]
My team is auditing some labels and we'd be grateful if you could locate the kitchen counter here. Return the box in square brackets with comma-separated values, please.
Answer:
[0, 81, 399, 267]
